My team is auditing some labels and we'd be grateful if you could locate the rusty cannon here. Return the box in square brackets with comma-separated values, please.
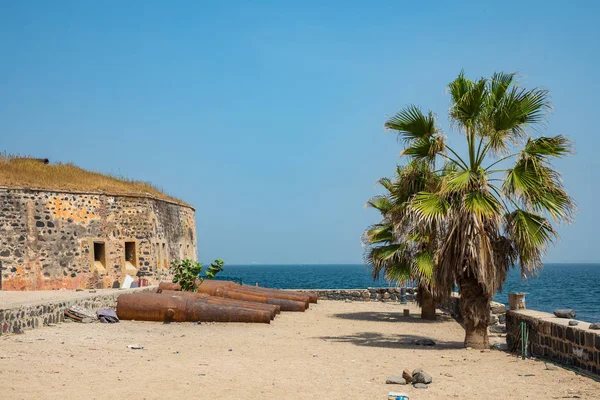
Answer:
[158, 281, 309, 312]
[157, 280, 316, 303]
[116, 293, 272, 324]
[212, 287, 307, 312]
[157, 289, 280, 319]
[202, 281, 316, 304]
[238, 284, 318, 304]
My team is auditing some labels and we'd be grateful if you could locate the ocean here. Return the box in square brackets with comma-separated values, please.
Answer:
[220, 263, 600, 323]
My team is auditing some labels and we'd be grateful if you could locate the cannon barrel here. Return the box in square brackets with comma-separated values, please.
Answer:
[117, 293, 187, 322]
[231, 287, 310, 306]
[158, 290, 280, 319]
[159, 280, 314, 302]
[198, 281, 310, 305]
[198, 280, 314, 304]
[158, 281, 308, 311]
[238, 284, 316, 304]
[158, 282, 184, 291]
[201, 286, 306, 312]
[218, 288, 307, 312]
[250, 287, 317, 304]
[117, 293, 271, 323]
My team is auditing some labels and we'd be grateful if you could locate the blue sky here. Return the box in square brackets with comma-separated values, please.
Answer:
[1, 1, 599, 264]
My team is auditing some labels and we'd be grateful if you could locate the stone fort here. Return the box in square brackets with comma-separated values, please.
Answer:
[0, 158, 196, 290]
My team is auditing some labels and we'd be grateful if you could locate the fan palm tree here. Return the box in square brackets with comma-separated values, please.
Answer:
[382, 71, 574, 348]
[363, 161, 440, 320]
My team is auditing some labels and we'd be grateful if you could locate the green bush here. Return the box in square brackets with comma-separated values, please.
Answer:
[171, 258, 224, 292]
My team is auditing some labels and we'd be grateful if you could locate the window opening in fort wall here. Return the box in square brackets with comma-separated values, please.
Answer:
[155, 243, 161, 271]
[124, 241, 138, 276]
[92, 241, 107, 275]
[0, 188, 197, 290]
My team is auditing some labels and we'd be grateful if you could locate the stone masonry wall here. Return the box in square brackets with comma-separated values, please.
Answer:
[295, 288, 417, 302]
[506, 309, 600, 376]
[296, 289, 504, 322]
[0, 187, 196, 290]
[0, 287, 151, 335]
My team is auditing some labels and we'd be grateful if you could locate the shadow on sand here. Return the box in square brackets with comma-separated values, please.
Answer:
[317, 331, 464, 350]
[331, 311, 453, 324]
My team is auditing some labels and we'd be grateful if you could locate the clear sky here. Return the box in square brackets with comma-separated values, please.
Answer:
[1, 1, 599, 264]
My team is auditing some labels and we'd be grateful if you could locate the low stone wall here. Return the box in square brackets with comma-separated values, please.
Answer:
[296, 289, 506, 329]
[439, 293, 461, 318]
[437, 293, 507, 332]
[506, 309, 600, 375]
[0, 287, 151, 336]
[295, 288, 417, 302]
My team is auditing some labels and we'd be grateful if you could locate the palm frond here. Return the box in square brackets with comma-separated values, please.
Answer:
[463, 190, 503, 217]
[413, 251, 435, 282]
[486, 86, 552, 153]
[524, 135, 573, 158]
[378, 177, 394, 192]
[365, 243, 406, 280]
[364, 224, 394, 244]
[385, 105, 436, 142]
[505, 210, 557, 275]
[449, 73, 488, 129]
[400, 135, 445, 162]
[366, 195, 393, 215]
[409, 192, 449, 224]
[503, 156, 575, 221]
[384, 260, 412, 284]
[488, 72, 516, 109]
[443, 169, 477, 192]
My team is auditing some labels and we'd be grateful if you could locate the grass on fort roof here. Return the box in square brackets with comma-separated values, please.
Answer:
[0, 154, 188, 206]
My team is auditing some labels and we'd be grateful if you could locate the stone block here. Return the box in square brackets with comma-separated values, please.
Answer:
[489, 313, 499, 326]
[490, 301, 506, 314]
[586, 332, 595, 350]
[567, 327, 575, 342]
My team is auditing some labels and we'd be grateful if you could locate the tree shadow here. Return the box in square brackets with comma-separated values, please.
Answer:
[317, 331, 464, 350]
[331, 311, 453, 324]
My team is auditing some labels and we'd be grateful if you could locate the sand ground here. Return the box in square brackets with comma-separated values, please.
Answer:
[1, 300, 598, 399]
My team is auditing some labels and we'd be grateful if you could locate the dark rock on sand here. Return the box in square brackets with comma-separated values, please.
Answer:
[553, 309, 576, 319]
[386, 376, 407, 385]
[412, 368, 433, 384]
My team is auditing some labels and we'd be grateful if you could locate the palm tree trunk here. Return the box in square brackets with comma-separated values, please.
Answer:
[459, 274, 490, 349]
[419, 285, 437, 320]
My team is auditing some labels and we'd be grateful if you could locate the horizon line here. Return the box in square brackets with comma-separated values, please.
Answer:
[201, 261, 600, 266]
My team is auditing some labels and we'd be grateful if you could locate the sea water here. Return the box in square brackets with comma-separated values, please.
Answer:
[220, 263, 600, 322]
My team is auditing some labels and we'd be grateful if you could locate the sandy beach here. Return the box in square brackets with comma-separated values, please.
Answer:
[1, 300, 598, 399]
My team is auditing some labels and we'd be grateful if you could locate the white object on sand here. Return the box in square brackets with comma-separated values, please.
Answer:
[121, 274, 134, 289]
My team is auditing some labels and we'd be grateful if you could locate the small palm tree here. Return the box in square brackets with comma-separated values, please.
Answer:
[382, 71, 574, 348]
[363, 161, 440, 320]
